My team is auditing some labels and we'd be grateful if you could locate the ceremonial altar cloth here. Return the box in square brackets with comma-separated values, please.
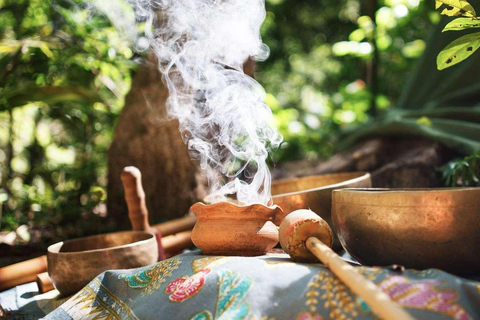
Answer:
[2, 251, 480, 319]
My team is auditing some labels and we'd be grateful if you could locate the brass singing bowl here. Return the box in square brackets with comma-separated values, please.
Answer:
[332, 188, 480, 275]
[48, 231, 158, 296]
[272, 172, 371, 250]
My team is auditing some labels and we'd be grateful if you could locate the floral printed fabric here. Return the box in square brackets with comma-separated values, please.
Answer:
[43, 251, 480, 320]
[166, 269, 210, 302]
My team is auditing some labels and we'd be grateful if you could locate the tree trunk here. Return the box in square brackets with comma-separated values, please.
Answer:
[107, 55, 207, 229]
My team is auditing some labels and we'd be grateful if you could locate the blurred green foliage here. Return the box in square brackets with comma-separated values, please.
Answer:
[443, 150, 480, 186]
[0, 0, 136, 238]
[259, 0, 436, 161]
[0, 0, 442, 238]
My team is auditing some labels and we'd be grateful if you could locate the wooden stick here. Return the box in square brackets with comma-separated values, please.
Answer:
[163, 231, 193, 259]
[0, 256, 47, 291]
[153, 215, 196, 236]
[121, 166, 167, 260]
[121, 167, 197, 234]
[121, 167, 152, 233]
[36, 272, 54, 293]
[306, 237, 414, 320]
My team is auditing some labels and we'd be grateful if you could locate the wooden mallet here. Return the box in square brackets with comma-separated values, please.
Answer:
[279, 210, 414, 320]
[121, 166, 166, 261]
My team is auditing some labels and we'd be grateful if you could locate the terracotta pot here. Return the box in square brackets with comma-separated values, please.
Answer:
[190, 202, 282, 256]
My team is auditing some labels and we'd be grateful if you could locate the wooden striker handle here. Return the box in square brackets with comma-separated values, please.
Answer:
[0, 255, 47, 291]
[121, 166, 151, 232]
[306, 237, 414, 320]
[36, 272, 54, 293]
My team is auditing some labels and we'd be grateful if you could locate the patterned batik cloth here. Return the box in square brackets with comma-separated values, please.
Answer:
[37, 251, 480, 320]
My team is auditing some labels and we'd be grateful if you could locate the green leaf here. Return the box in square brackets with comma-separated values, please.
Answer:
[39, 43, 54, 58]
[443, 17, 480, 32]
[437, 31, 480, 70]
[435, 0, 477, 17]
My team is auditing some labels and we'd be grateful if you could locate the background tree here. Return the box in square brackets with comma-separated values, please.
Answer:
[107, 53, 206, 228]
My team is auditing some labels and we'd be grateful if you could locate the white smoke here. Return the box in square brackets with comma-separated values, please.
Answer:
[128, 0, 282, 205]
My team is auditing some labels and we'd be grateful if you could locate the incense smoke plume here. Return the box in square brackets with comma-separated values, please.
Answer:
[128, 0, 282, 205]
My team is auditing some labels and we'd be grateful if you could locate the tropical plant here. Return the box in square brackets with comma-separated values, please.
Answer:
[436, 0, 480, 69]
[443, 150, 480, 186]
[259, 0, 434, 161]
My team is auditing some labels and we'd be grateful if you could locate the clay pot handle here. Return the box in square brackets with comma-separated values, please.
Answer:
[121, 166, 151, 232]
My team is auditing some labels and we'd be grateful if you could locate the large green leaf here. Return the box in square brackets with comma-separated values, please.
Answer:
[339, 108, 480, 156]
[443, 17, 480, 31]
[435, 0, 477, 17]
[437, 31, 480, 70]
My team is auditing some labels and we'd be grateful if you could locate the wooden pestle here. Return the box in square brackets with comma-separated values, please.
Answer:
[121, 167, 154, 233]
[119, 165, 197, 237]
[36, 271, 54, 293]
[279, 210, 414, 320]
[121, 166, 166, 260]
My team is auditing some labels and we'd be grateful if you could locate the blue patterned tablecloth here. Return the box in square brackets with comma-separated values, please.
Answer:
[2, 250, 480, 319]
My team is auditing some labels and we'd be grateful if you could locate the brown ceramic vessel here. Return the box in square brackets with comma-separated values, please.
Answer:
[190, 202, 282, 256]
[332, 188, 480, 275]
[47, 231, 158, 296]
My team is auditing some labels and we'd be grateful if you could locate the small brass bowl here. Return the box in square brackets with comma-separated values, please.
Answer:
[332, 188, 480, 275]
[48, 231, 158, 296]
[272, 171, 371, 227]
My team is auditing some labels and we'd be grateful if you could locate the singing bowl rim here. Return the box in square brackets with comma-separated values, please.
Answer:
[332, 187, 480, 207]
[272, 172, 371, 197]
[333, 187, 480, 193]
[47, 230, 156, 256]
